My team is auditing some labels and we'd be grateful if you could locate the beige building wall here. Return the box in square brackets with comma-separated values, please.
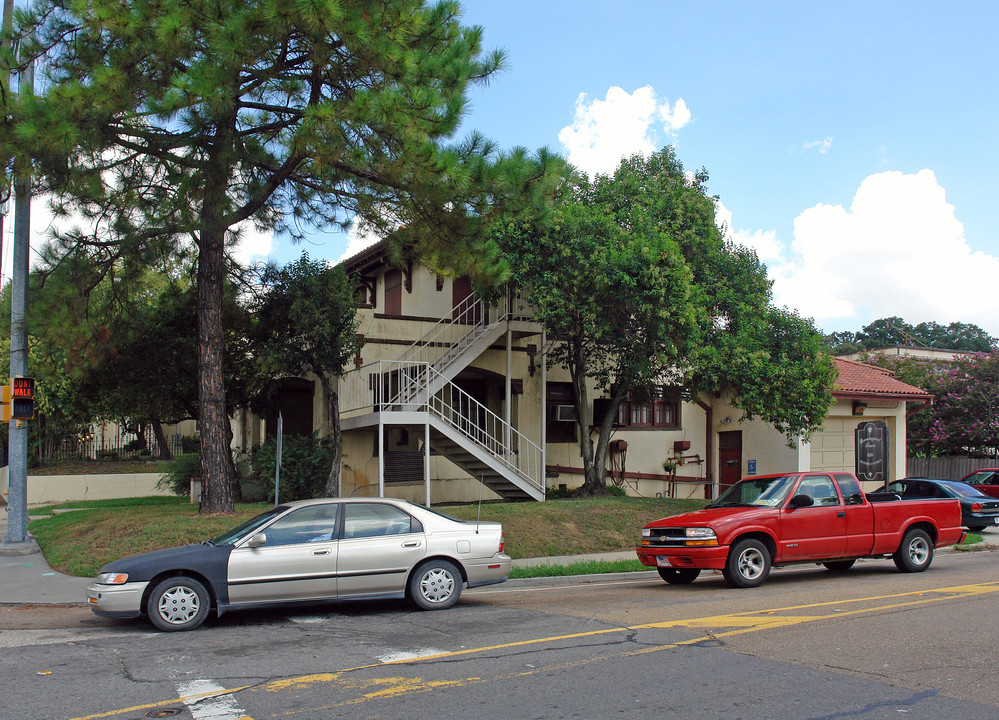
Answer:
[807, 398, 906, 490]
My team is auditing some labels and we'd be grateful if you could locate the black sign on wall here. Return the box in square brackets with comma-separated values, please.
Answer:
[855, 420, 889, 483]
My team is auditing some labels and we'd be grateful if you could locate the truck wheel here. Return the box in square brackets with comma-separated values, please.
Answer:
[657, 568, 700, 584]
[893, 528, 933, 573]
[147, 576, 210, 632]
[822, 560, 856, 572]
[723, 538, 771, 588]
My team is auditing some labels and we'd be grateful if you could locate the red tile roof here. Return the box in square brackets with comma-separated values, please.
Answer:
[833, 358, 932, 400]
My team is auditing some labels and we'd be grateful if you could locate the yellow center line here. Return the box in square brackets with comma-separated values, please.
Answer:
[67, 581, 999, 720]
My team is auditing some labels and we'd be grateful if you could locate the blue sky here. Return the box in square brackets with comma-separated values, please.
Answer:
[15, 2, 998, 337]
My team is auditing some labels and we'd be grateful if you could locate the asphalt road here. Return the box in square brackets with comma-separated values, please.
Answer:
[2, 549, 998, 720]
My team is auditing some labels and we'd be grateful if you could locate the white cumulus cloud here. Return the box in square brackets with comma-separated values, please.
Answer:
[738, 169, 999, 335]
[558, 86, 691, 177]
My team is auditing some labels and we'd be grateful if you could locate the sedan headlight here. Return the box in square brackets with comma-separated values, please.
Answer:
[96, 572, 130, 585]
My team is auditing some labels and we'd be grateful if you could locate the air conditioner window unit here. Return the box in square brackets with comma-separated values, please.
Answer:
[555, 404, 576, 422]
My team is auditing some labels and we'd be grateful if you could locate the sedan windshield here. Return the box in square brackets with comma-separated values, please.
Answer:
[709, 475, 798, 509]
[209, 506, 288, 546]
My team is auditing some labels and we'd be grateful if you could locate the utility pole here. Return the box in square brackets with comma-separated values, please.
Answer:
[4, 52, 31, 546]
[0, 0, 12, 278]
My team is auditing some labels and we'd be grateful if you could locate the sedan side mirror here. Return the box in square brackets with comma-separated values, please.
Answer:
[245, 533, 267, 548]
[788, 494, 814, 509]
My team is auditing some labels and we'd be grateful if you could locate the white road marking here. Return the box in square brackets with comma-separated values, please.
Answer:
[177, 678, 248, 720]
[377, 647, 450, 663]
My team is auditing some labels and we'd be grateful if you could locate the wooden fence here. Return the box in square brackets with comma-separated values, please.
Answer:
[906, 456, 998, 481]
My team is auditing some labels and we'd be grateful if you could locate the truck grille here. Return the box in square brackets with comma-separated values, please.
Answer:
[644, 527, 689, 547]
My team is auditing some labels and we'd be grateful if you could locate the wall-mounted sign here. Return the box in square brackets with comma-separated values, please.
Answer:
[855, 420, 889, 483]
[747, 460, 757, 476]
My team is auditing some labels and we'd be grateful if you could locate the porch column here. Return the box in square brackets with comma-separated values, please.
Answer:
[425, 421, 431, 507]
[541, 330, 547, 495]
[378, 417, 384, 497]
[505, 321, 512, 458]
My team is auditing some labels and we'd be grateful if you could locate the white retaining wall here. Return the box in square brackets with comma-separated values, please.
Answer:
[1, 472, 170, 506]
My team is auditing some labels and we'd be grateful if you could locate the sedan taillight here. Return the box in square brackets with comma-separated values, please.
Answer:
[971, 502, 983, 512]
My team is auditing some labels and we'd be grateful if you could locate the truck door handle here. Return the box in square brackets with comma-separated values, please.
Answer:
[837, 511, 846, 518]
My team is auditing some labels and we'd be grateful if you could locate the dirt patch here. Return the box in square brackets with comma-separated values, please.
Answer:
[29, 460, 167, 476]
[0, 604, 100, 630]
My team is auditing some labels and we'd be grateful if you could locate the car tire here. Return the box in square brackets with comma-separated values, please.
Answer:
[409, 559, 462, 610]
[146, 576, 210, 632]
[822, 560, 856, 572]
[893, 528, 933, 573]
[723, 538, 771, 588]
[656, 567, 700, 584]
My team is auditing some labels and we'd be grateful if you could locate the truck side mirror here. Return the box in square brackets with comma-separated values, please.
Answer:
[788, 494, 814, 509]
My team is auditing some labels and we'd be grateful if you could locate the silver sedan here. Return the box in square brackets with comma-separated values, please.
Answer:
[87, 497, 511, 631]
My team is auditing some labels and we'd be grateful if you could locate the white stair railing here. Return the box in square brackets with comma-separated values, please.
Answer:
[339, 360, 543, 496]
[396, 293, 493, 370]
[396, 290, 533, 373]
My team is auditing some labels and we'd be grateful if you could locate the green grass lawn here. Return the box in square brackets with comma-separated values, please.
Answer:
[28, 495, 703, 577]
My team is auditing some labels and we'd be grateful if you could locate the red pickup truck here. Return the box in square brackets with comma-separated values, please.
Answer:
[637, 471, 966, 588]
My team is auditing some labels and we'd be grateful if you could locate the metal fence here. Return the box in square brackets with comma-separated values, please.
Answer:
[906, 456, 999, 481]
[52, 434, 187, 463]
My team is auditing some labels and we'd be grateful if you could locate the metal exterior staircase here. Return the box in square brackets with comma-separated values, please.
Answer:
[339, 292, 544, 501]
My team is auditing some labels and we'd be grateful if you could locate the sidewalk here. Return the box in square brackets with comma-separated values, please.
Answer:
[0, 509, 93, 605]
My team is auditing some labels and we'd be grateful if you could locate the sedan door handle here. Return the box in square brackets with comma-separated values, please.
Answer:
[312, 548, 331, 555]
[402, 541, 422, 548]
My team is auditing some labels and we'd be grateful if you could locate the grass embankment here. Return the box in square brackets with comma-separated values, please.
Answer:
[28, 459, 169, 476]
[28, 495, 704, 577]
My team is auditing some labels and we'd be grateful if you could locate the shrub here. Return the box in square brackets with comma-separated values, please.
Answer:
[251, 433, 335, 503]
[157, 453, 202, 496]
[546, 484, 574, 500]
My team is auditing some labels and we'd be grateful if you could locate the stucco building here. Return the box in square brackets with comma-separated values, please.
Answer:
[233, 243, 932, 501]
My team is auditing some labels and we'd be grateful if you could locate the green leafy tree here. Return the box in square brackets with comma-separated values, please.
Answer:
[8, 0, 561, 512]
[825, 318, 996, 354]
[926, 352, 999, 456]
[254, 253, 360, 496]
[500, 149, 835, 494]
[856, 317, 915, 349]
[865, 351, 999, 457]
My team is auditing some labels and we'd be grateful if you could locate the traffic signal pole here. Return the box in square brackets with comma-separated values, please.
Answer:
[4, 58, 32, 546]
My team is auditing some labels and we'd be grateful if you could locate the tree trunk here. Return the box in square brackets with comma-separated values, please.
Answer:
[321, 375, 342, 497]
[151, 420, 172, 460]
[576, 381, 627, 497]
[196, 221, 234, 514]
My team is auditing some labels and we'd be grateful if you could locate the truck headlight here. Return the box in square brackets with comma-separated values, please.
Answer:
[684, 528, 718, 546]
[641, 528, 652, 538]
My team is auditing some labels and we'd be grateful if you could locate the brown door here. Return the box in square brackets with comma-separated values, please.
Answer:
[451, 276, 481, 323]
[384, 269, 403, 316]
[718, 431, 743, 494]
